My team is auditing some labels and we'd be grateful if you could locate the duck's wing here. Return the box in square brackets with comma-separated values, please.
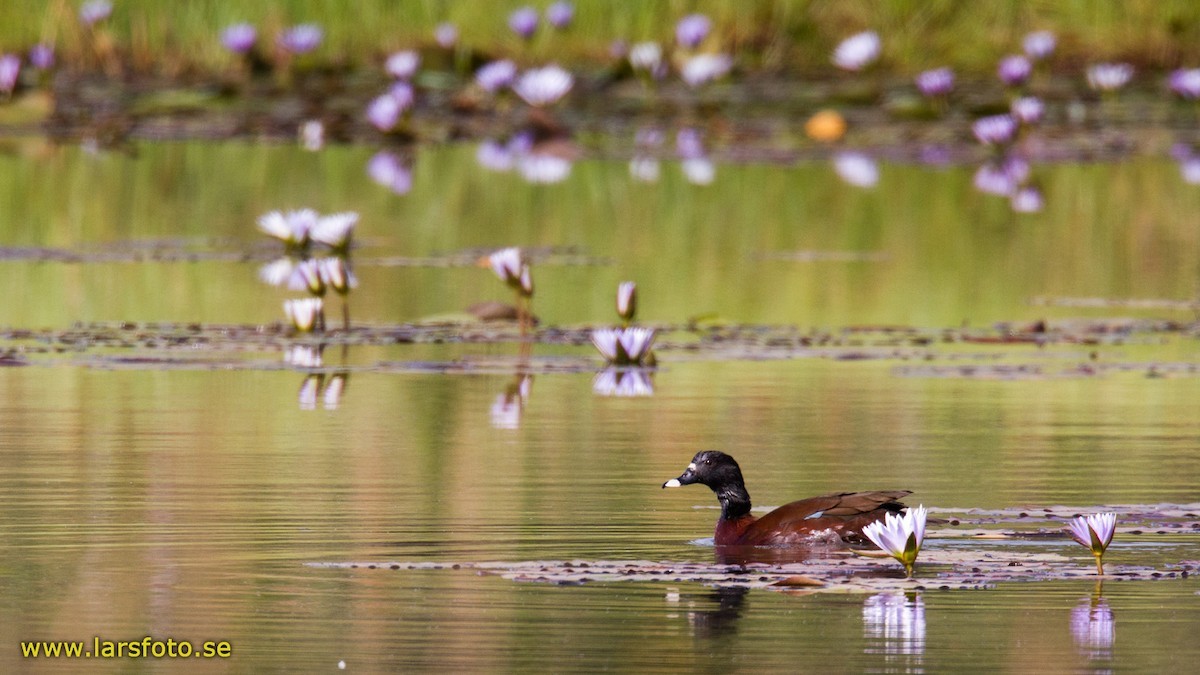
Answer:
[740, 491, 912, 545]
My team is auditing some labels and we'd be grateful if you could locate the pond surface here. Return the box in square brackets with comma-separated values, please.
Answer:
[1, 141, 1198, 671]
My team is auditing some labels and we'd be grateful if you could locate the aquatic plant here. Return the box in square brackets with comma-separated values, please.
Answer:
[79, 0, 112, 26]
[258, 209, 316, 249]
[284, 298, 324, 333]
[434, 23, 458, 49]
[546, 2, 574, 30]
[512, 65, 573, 106]
[366, 92, 406, 132]
[997, 55, 1032, 88]
[290, 259, 326, 297]
[861, 505, 927, 578]
[616, 281, 637, 324]
[1067, 512, 1116, 575]
[832, 31, 880, 72]
[299, 120, 324, 151]
[28, 44, 54, 70]
[0, 55, 19, 96]
[680, 53, 732, 88]
[1168, 68, 1200, 99]
[971, 114, 1018, 146]
[591, 327, 656, 366]
[628, 42, 664, 79]
[484, 247, 534, 334]
[367, 151, 414, 194]
[675, 14, 712, 49]
[915, 67, 954, 98]
[490, 375, 532, 430]
[1087, 63, 1133, 92]
[832, 152, 879, 188]
[1023, 31, 1056, 61]
[277, 24, 323, 55]
[517, 153, 572, 184]
[509, 7, 539, 41]
[1010, 96, 1044, 125]
[309, 212, 357, 252]
[220, 23, 257, 55]
[628, 157, 660, 183]
[385, 50, 420, 80]
[1010, 185, 1043, 213]
[475, 59, 517, 94]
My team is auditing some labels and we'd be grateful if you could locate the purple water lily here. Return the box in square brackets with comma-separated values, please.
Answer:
[434, 23, 458, 49]
[546, 2, 574, 30]
[915, 67, 954, 98]
[1068, 512, 1117, 575]
[1011, 96, 1044, 125]
[278, 24, 323, 55]
[475, 59, 517, 94]
[997, 55, 1032, 87]
[0, 55, 20, 95]
[220, 23, 257, 55]
[509, 7, 539, 40]
[972, 114, 1018, 146]
[675, 14, 712, 49]
[28, 44, 54, 70]
[1169, 68, 1200, 99]
[79, 0, 112, 26]
[1023, 31, 1056, 61]
[367, 151, 414, 195]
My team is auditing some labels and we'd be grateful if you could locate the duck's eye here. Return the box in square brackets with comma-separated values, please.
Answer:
[703, 459, 712, 466]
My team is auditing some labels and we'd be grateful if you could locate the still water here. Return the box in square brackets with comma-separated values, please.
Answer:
[0, 141, 1198, 671]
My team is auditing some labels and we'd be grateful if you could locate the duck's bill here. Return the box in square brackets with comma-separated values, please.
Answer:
[662, 478, 682, 488]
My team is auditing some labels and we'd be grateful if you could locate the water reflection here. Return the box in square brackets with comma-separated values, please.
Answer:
[297, 371, 349, 411]
[1071, 591, 1116, 664]
[863, 592, 925, 669]
[490, 374, 533, 429]
[592, 368, 654, 397]
[665, 586, 748, 639]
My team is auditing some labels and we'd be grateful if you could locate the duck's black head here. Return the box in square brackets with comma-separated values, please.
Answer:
[662, 450, 744, 490]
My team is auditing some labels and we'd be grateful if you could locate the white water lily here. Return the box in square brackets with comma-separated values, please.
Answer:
[517, 153, 572, 184]
[1087, 63, 1133, 92]
[318, 257, 356, 294]
[833, 152, 879, 188]
[832, 31, 880, 72]
[488, 247, 523, 285]
[288, 259, 326, 296]
[1067, 512, 1116, 575]
[591, 327, 656, 366]
[258, 258, 295, 287]
[680, 53, 732, 88]
[385, 50, 420, 80]
[513, 65, 573, 106]
[258, 209, 317, 247]
[283, 298, 324, 332]
[862, 504, 927, 578]
[310, 212, 358, 250]
[628, 42, 662, 73]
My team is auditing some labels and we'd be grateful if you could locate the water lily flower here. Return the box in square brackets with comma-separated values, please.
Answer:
[1169, 68, 1200, 100]
[367, 151, 414, 194]
[861, 504, 928, 578]
[628, 42, 663, 75]
[675, 14, 712, 49]
[629, 157, 660, 183]
[28, 44, 54, 70]
[290, 259, 326, 296]
[258, 258, 295, 287]
[278, 24, 323, 55]
[475, 59, 517, 93]
[680, 53, 732, 88]
[258, 209, 317, 248]
[1068, 512, 1116, 575]
[366, 93, 404, 132]
[832, 31, 880, 72]
[385, 50, 420, 80]
[288, 346, 323, 369]
[79, 0, 112, 26]
[434, 23, 458, 49]
[517, 153, 572, 184]
[318, 257, 355, 294]
[591, 327, 656, 366]
[221, 23, 257, 54]
[1010, 185, 1044, 213]
[1087, 63, 1134, 92]
[973, 157, 1030, 197]
[299, 120, 324, 151]
[0, 55, 19, 95]
[284, 297, 324, 332]
[546, 1, 574, 30]
[310, 212, 358, 251]
[512, 65, 573, 106]
[1023, 31, 1056, 61]
[487, 247, 530, 293]
[477, 139, 516, 172]
[997, 54, 1032, 88]
[833, 152, 879, 188]
[616, 281, 637, 323]
[914, 67, 954, 98]
[972, 114, 1018, 146]
[1011, 96, 1044, 125]
[592, 368, 654, 397]
[508, 7, 539, 40]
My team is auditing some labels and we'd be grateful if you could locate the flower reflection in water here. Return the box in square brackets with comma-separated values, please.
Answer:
[490, 375, 533, 430]
[863, 592, 925, 665]
[295, 371, 350, 411]
[1071, 593, 1115, 662]
[592, 368, 654, 397]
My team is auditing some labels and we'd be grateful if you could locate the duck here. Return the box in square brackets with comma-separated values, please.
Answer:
[662, 450, 911, 547]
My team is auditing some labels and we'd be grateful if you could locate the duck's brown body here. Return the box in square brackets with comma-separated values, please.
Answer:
[663, 451, 911, 547]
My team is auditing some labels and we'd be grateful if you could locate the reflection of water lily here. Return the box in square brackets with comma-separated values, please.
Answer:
[862, 505, 927, 578]
[833, 152, 879, 188]
[323, 373, 348, 410]
[299, 120, 324, 151]
[592, 368, 654, 397]
[972, 114, 1018, 146]
[490, 375, 532, 429]
[1071, 595, 1115, 660]
[286, 345, 323, 368]
[591, 327, 656, 366]
[1068, 512, 1116, 575]
[863, 593, 926, 658]
[832, 31, 880, 72]
[1010, 185, 1043, 213]
[298, 374, 321, 409]
[680, 53, 732, 88]
[629, 157, 660, 182]
[367, 151, 414, 194]
[681, 158, 715, 185]
[284, 298, 324, 332]
[517, 153, 572, 184]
